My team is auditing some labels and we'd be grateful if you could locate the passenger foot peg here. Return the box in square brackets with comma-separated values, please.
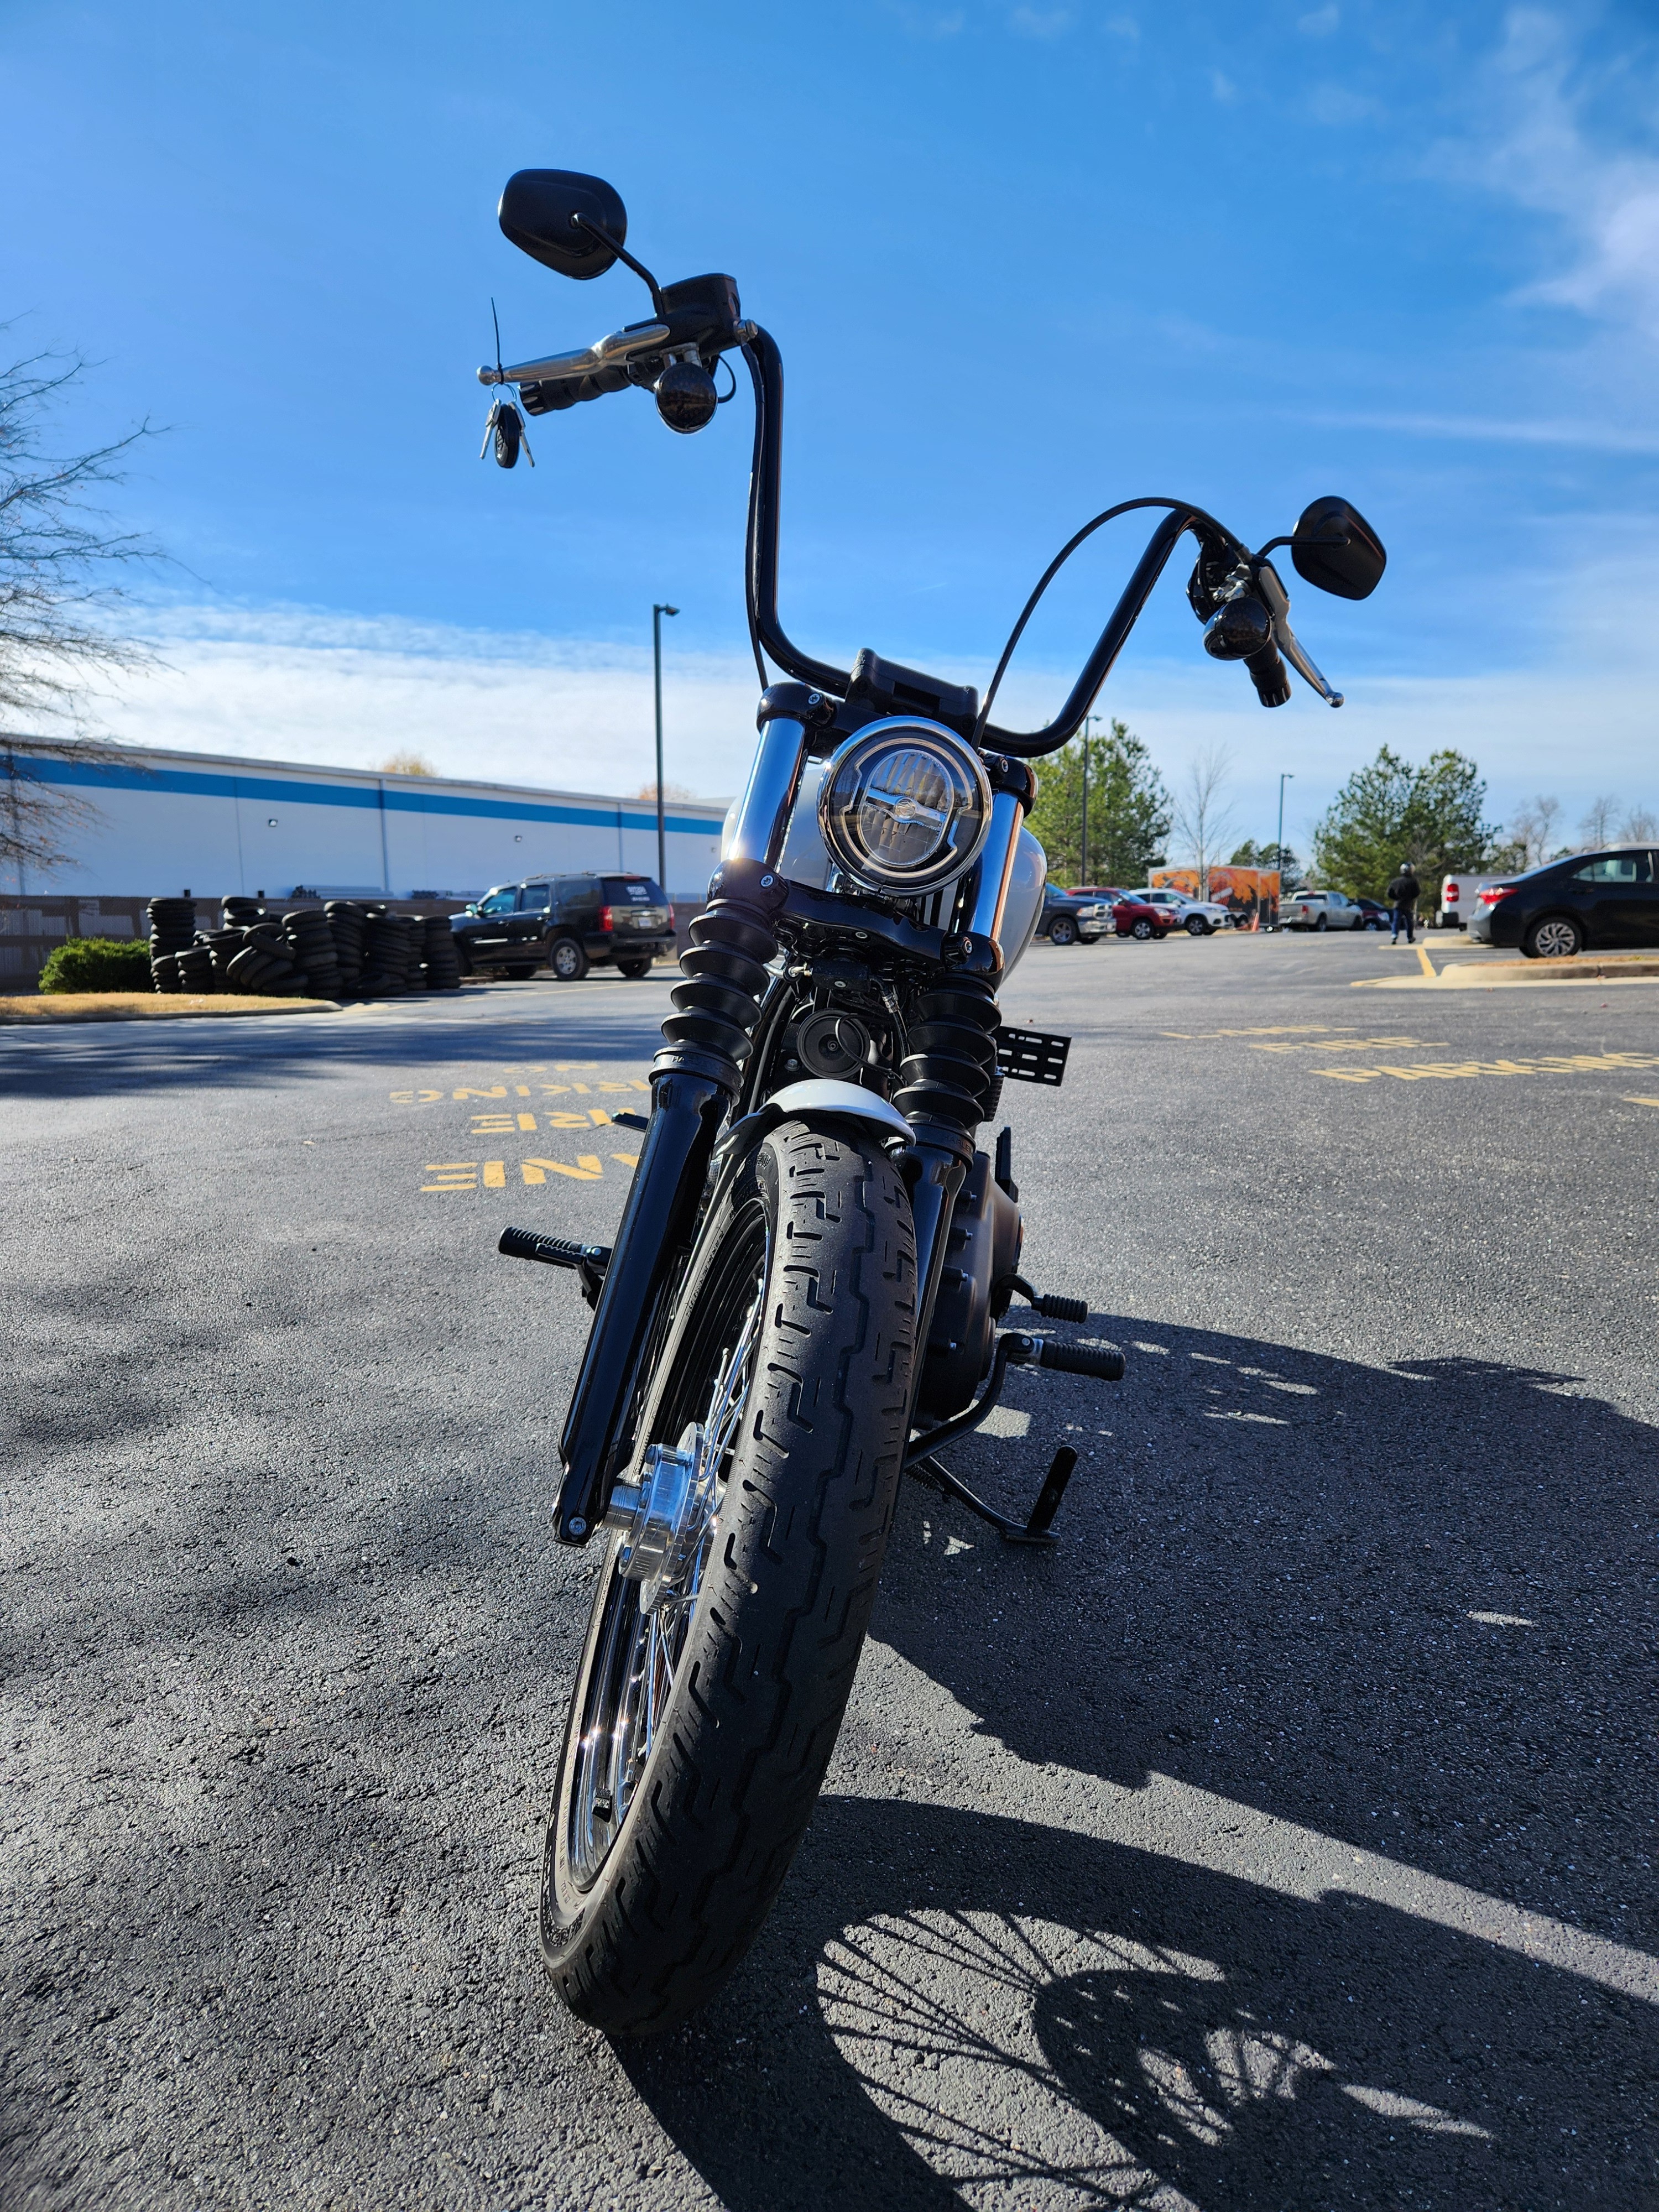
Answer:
[999, 1272, 1089, 1324]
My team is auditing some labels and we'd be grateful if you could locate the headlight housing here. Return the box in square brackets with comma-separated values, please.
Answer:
[816, 719, 992, 896]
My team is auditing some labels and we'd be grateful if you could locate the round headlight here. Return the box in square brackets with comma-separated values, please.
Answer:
[817, 719, 992, 895]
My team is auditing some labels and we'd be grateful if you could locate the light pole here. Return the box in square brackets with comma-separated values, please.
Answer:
[653, 603, 679, 893]
[1079, 713, 1104, 885]
[1275, 772, 1293, 925]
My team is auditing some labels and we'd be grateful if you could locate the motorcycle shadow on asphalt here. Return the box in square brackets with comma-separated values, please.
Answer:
[622, 1324, 1657, 2211]
[625, 1793, 1649, 2211]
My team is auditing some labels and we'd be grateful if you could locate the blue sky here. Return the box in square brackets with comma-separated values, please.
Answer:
[3, 0, 1656, 855]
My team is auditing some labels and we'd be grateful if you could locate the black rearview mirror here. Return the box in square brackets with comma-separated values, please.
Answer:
[498, 170, 629, 280]
[1290, 497, 1387, 601]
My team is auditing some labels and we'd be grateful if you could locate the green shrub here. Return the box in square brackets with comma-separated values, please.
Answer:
[38, 936, 156, 994]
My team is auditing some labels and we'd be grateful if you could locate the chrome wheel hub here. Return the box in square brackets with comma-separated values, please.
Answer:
[604, 1423, 717, 1613]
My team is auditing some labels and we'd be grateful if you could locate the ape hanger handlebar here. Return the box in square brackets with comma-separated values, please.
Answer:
[478, 204, 1385, 755]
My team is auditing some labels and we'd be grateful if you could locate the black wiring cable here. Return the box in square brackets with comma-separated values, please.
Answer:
[973, 497, 1204, 747]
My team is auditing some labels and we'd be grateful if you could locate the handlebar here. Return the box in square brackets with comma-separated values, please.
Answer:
[483, 310, 1340, 753]
[478, 320, 671, 387]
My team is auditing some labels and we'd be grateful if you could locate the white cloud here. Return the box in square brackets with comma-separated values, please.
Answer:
[1298, 3, 1339, 32]
[1297, 408, 1659, 454]
[888, 3, 966, 34]
[95, 605, 753, 804]
[1210, 69, 1238, 104]
[81, 585, 1655, 869]
[1009, 5, 1072, 37]
[1309, 82, 1377, 127]
[1444, 9, 1659, 342]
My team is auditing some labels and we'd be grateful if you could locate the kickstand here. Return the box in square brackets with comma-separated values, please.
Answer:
[911, 1447, 1079, 1546]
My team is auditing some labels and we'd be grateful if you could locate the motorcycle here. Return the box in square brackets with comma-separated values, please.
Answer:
[477, 167, 1386, 2034]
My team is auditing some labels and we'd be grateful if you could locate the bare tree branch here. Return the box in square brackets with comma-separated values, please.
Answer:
[1509, 793, 1563, 869]
[1170, 745, 1237, 901]
[0, 339, 160, 874]
[1577, 794, 1620, 849]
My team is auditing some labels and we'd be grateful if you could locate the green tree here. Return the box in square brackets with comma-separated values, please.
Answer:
[1027, 719, 1171, 886]
[1311, 747, 1501, 900]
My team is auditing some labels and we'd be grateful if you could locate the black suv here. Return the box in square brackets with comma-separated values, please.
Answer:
[451, 873, 675, 980]
[1484, 846, 1659, 958]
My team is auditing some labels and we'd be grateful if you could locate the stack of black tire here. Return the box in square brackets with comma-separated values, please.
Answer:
[220, 920, 312, 995]
[145, 894, 462, 1000]
[148, 897, 197, 992]
[358, 910, 403, 994]
[326, 902, 366, 993]
[283, 908, 340, 997]
[422, 912, 462, 989]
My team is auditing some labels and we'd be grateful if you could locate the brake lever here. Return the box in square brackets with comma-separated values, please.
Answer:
[1255, 561, 1344, 709]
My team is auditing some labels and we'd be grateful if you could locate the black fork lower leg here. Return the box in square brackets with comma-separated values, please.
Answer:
[553, 860, 787, 1542]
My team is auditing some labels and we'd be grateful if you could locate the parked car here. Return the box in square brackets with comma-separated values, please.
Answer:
[451, 872, 675, 980]
[1476, 846, 1659, 958]
[1465, 880, 1517, 944]
[1438, 871, 1507, 930]
[1277, 890, 1365, 931]
[1353, 898, 1390, 931]
[1111, 895, 1180, 940]
[1039, 885, 1113, 946]
[1132, 888, 1234, 935]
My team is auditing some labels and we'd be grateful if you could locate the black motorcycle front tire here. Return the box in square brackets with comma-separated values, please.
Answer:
[540, 1119, 917, 2034]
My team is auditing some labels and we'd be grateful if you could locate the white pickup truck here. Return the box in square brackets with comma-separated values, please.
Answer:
[1438, 872, 1505, 930]
[1277, 890, 1365, 931]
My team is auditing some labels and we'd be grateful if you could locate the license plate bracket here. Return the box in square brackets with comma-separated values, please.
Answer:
[995, 1027, 1071, 1087]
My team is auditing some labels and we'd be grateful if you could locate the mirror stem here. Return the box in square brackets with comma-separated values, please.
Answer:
[1253, 528, 1352, 561]
[571, 215, 667, 318]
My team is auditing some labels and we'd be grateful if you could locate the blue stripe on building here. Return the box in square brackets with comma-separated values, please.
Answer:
[12, 752, 724, 836]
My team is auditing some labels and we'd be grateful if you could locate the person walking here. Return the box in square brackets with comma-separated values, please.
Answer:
[1386, 860, 1420, 945]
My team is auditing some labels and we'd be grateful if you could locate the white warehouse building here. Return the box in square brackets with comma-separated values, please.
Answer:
[5, 741, 729, 904]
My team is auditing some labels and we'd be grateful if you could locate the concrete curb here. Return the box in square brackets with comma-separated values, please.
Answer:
[0, 994, 342, 1025]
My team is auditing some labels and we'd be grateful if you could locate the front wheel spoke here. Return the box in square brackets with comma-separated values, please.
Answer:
[567, 1239, 766, 1889]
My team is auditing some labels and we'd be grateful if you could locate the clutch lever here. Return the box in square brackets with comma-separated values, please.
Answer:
[1255, 561, 1344, 708]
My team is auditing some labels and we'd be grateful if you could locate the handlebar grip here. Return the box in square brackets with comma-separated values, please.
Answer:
[1038, 1341, 1126, 1381]
[1245, 643, 1292, 709]
[520, 366, 630, 416]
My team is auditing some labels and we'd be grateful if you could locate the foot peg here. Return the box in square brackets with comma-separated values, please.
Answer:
[498, 1225, 611, 1307]
[1034, 1339, 1125, 1380]
[904, 1322, 1123, 1545]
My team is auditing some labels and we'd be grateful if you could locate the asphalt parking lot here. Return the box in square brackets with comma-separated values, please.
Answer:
[3, 927, 1655, 2212]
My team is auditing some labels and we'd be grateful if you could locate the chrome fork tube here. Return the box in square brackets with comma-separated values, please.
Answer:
[959, 759, 1035, 957]
[962, 791, 1024, 950]
[725, 716, 808, 867]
